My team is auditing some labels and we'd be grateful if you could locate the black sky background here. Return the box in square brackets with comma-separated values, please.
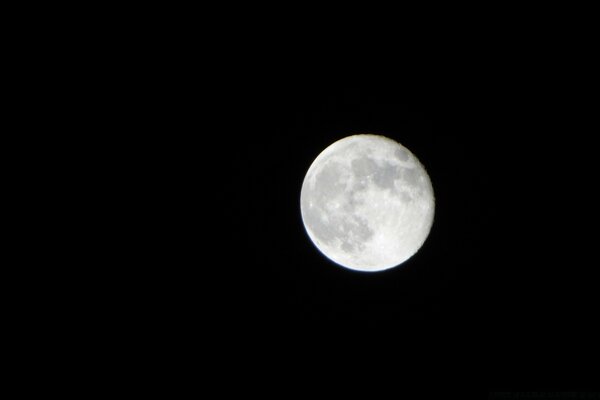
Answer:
[205, 63, 597, 392]
[120, 25, 598, 394]
[26, 6, 598, 397]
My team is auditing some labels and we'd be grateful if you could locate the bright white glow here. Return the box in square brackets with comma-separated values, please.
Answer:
[300, 134, 435, 272]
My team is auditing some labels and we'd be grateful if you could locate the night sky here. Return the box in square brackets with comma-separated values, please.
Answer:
[70, 8, 597, 397]
[210, 70, 597, 392]
[143, 55, 597, 395]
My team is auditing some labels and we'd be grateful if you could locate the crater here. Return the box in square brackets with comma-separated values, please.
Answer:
[302, 202, 374, 254]
[373, 162, 401, 190]
[399, 191, 413, 203]
[313, 161, 347, 204]
[403, 168, 421, 186]
[351, 156, 378, 178]
[341, 242, 355, 253]
[395, 148, 410, 162]
[351, 156, 402, 191]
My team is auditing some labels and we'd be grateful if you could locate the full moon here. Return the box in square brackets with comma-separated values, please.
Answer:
[300, 134, 435, 272]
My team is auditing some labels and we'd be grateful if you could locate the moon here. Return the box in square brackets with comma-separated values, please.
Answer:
[300, 134, 435, 272]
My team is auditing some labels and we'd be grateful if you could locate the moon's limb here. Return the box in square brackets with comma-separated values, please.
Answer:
[300, 134, 435, 272]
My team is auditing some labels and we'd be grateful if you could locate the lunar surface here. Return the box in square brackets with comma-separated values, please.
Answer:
[300, 134, 435, 272]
